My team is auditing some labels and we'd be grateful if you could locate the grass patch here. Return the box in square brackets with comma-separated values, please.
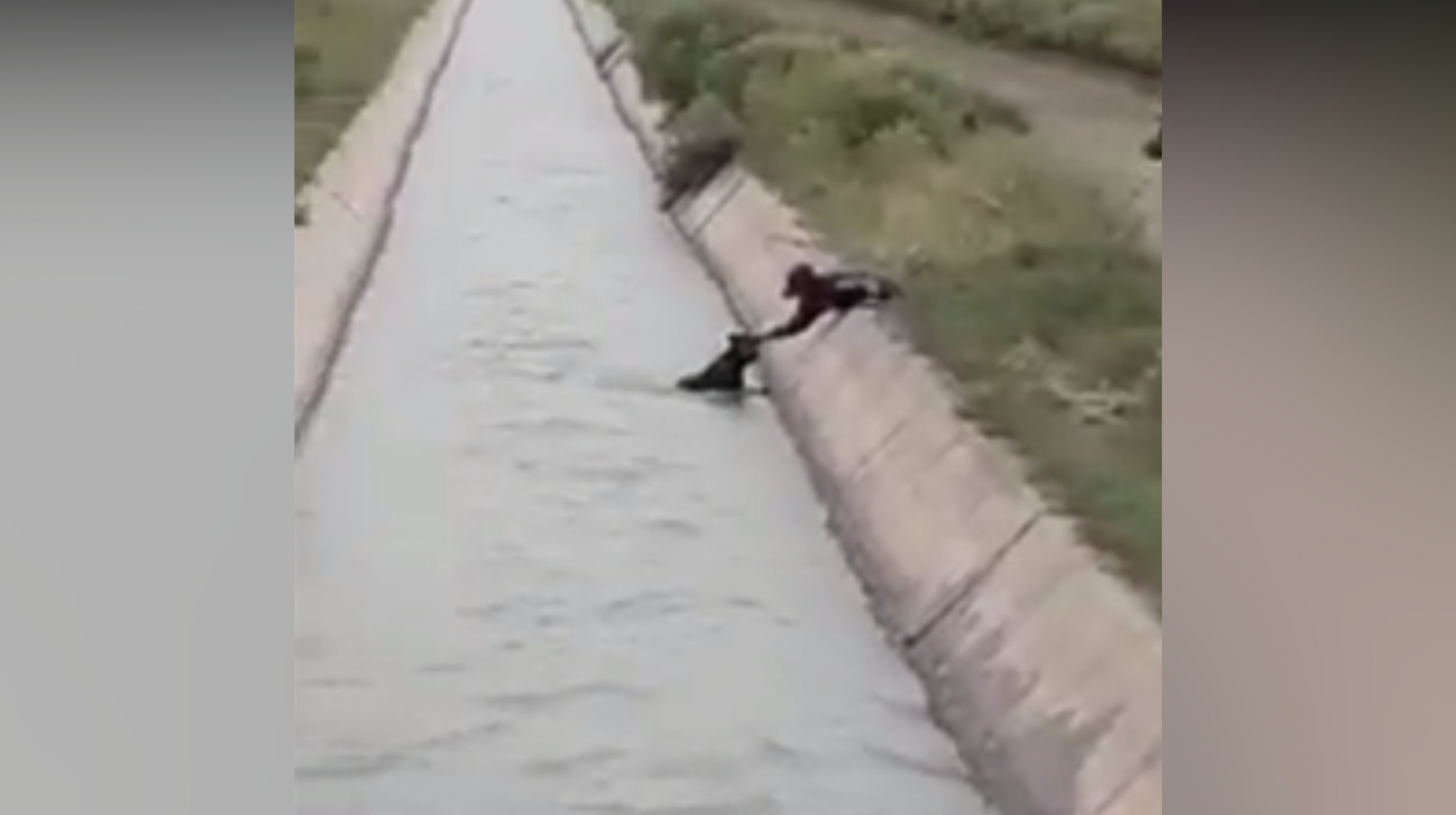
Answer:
[659, 94, 746, 209]
[844, 0, 1162, 75]
[899, 224, 1162, 589]
[608, 0, 1161, 596]
[295, 0, 434, 193]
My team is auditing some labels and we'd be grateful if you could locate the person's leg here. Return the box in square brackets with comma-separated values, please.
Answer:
[828, 286, 872, 312]
[814, 284, 891, 341]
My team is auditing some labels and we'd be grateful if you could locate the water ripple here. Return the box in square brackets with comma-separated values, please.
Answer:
[476, 682, 652, 716]
[520, 746, 628, 778]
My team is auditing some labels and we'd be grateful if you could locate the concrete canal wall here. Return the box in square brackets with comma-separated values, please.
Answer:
[294, 0, 472, 442]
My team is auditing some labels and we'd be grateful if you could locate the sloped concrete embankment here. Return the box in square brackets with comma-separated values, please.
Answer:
[562, 3, 1162, 814]
[294, 0, 471, 443]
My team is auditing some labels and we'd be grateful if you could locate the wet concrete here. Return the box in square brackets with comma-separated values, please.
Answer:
[294, 1, 997, 812]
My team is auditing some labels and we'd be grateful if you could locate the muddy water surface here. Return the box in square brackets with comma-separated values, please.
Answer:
[295, 2, 997, 812]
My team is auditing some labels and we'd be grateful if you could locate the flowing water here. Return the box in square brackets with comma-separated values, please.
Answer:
[295, 1, 997, 812]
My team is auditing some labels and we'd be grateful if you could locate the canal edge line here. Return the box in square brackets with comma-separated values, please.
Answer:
[559, 2, 1163, 814]
[294, 0, 474, 447]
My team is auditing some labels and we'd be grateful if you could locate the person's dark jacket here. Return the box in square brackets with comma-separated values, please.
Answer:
[759, 264, 899, 341]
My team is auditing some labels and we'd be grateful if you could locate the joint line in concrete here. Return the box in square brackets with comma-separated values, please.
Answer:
[308, 181, 368, 223]
[843, 409, 916, 487]
[599, 39, 628, 72]
[902, 508, 1046, 650]
[684, 168, 749, 240]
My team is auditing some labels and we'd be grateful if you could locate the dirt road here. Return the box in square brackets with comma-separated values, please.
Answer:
[738, 0, 1163, 249]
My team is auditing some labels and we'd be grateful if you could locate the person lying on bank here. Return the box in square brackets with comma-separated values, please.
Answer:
[753, 262, 900, 343]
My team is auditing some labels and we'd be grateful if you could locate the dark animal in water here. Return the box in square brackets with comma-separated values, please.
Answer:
[676, 333, 764, 394]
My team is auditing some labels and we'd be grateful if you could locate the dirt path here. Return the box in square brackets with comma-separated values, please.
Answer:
[735, 0, 1162, 250]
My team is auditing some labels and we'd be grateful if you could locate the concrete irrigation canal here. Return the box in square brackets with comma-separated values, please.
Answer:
[294, 0, 1000, 811]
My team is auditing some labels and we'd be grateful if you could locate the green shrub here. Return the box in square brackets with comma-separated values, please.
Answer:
[735, 42, 1016, 165]
[615, 0, 1028, 171]
[698, 31, 840, 113]
[659, 94, 745, 208]
[918, 242, 1159, 387]
[295, 44, 321, 98]
[899, 233, 1161, 591]
[295, 43, 321, 68]
[618, 0, 771, 112]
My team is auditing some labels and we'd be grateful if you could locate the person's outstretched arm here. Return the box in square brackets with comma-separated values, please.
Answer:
[758, 298, 825, 342]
